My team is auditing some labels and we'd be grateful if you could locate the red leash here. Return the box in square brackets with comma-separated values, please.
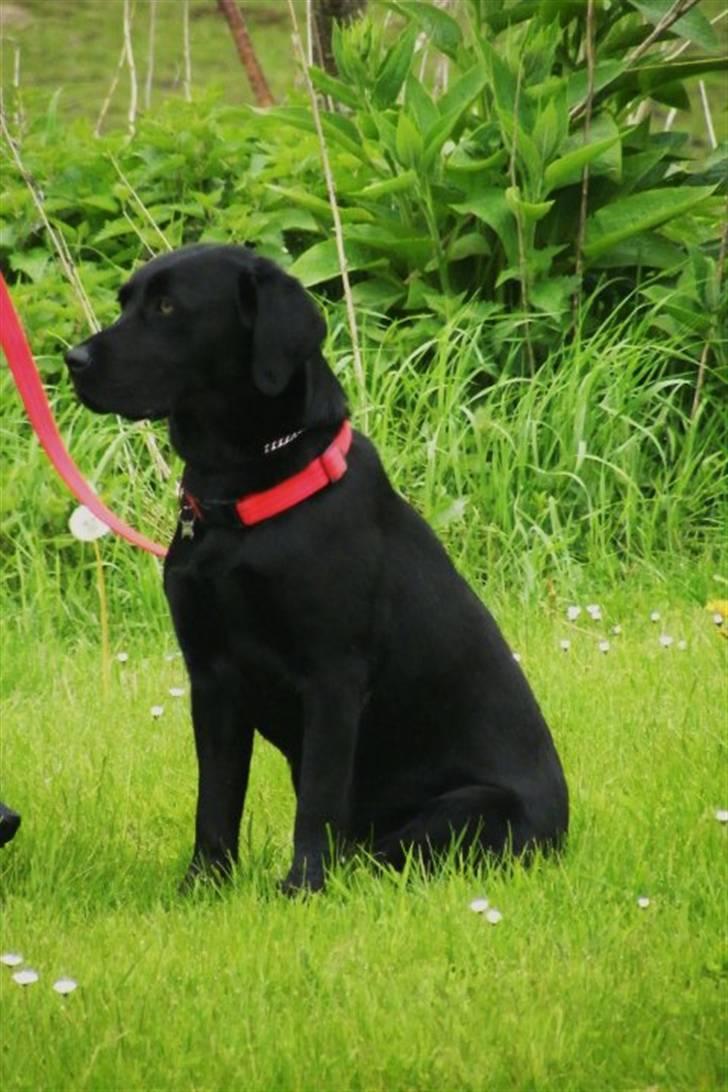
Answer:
[0, 274, 167, 558]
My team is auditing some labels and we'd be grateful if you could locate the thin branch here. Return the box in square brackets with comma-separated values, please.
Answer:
[286, 0, 366, 420]
[182, 0, 192, 103]
[108, 153, 173, 251]
[698, 79, 718, 149]
[574, 0, 596, 305]
[95, 41, 126, 137]
[691, 209, 727, 419]
[0, 113, 98, 331]
[625, 0, 701, 66]
[123, 0, 138, 138]
[144, 0, 157, 111]
[571, 0, 702, 122]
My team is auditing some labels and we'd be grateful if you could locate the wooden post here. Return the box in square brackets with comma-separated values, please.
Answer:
[217, 0, 274, 108]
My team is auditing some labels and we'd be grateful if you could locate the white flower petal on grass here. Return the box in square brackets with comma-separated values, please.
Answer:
[0, 952, 23, 967]
[566, 605, 581, 621]
[677, 639, 687, 651]
[53, 977, 78, 995]
[485, 908, 503, 925]
[659, 634, 674, 648]
[12, 968, 39, 986]
[611, 624, 622, 636]
[116, 651, 129, 664]
[512, 652, 521, 663]
[650, 610, 661, 623]
[168, 687, 185, 698]
[598, 640, 610, 654]
[469, 897, 490, 914]
[637, 896, 650, 909]
[68, 505, 110, 542]
[150, 705, 165, 719]
[559, 639, 571, 652]
[586, 604, 602, 621]
[715, 809, 728, 824]
[712, 612, 724, 627]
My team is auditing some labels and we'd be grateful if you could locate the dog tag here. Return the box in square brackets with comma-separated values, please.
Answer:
[180, 517, 195, 540]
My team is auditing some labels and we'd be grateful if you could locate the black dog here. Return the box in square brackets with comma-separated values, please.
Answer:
[0, 802, 20, 847]
[66, 245, 568, 893]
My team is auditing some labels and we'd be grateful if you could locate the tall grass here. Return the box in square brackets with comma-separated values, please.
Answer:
[1, 291, 725, 641]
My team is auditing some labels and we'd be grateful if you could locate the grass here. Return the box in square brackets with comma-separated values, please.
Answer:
[0, 0, 304, 127]
[1, 584, 726, 1091]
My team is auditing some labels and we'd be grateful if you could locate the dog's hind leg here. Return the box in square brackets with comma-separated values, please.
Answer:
[372, 784, 531, 870]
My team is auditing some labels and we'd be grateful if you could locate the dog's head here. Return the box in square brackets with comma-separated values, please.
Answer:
[65, 245, 327, 421]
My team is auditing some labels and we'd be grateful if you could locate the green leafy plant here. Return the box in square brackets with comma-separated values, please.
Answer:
[261, 0, 725, 368]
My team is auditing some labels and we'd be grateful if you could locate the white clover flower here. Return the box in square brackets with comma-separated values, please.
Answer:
[12, 968, 39, 986]
[650, 610, 661, 623]
[586, 604, 602, 621]
[637, 896, 650, 909]
[53, 977, 78, 995]
[68, 505, 110, 542]
[611, 624, 622, 636]
[116, 651, 129, 664]
[168, 687, 185, 698]
[559, 639, 571, 652]
[712, 612, 724, 627]
[150, 705, 164, 719]
[485, 908, 503, 925]
[566, 605, 581, 621]
[598, 640, 610, 654]
[715, 809, 728, 824]
[469, 897, 490, 914]
[0, 952, 23, 967]
[659, 634, 674, 648]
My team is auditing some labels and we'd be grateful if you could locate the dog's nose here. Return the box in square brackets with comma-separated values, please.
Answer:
[65, 345, 92, 373]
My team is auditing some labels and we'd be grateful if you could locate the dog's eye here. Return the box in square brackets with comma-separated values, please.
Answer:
[156, 297, 175, 316]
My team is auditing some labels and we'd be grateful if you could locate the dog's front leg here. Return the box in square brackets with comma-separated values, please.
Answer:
[281, 672, 363, 895]
[182, 678, 253, 889]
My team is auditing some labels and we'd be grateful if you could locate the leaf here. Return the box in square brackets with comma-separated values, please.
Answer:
[530, 276, 579, 317]
[385, 0, 463, 59]
[309, 66, 360, 109]
[447, 232, 491, 261]
[350, 169, 418, 199]
[350, 278, 406, 311]
[587, 232, 685, 270]
[405, 74, 438, 135]
[373, 25, 418, 108]
[583, 185, 717, 259]
[395, 111, 424, 168]
[268, 186, 371, 224]
[505, 186, 554, 223]
[422, 64, 489, 170]
[544, 132, 622, 193]
[288, 239, 386, 286]
[451, 189, 519, 266]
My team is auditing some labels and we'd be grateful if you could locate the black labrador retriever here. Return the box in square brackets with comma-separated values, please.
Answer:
[66, 245, 568, 893]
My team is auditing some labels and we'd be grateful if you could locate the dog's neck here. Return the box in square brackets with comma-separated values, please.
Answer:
[170, 359, 347, 502]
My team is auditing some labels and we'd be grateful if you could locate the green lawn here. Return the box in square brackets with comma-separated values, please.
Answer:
[1, 584, 726, 1091]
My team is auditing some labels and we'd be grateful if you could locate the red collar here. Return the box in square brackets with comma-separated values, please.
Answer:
[183, 420, 352, 531]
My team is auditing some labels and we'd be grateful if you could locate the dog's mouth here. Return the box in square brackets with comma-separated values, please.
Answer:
[73, 383, 167, 422]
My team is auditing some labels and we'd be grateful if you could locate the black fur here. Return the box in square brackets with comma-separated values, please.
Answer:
[66, 245, 568, 893]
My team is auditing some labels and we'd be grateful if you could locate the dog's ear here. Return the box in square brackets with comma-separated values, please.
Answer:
[239, 261, 326, 397]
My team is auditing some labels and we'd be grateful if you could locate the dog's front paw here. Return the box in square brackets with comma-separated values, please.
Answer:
[279, 859, 325, 897]
[179, 854, 233, 895]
